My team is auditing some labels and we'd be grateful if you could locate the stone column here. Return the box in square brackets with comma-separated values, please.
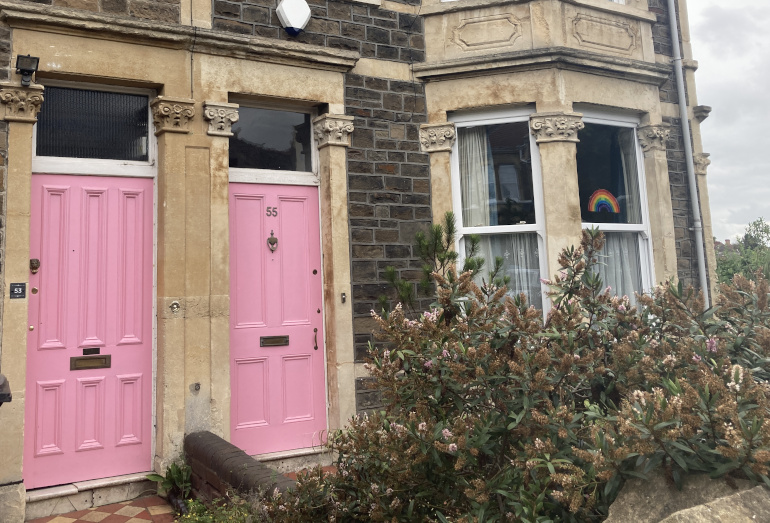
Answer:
[152, 96, 200, 469]
[637, 123, 678, 283]
[0, 83, 44, 520]
[529, 112, 584, 280]
[203, 101, 239, 442]
[419, 122, 456, 224]
[312, 114, 356, 431]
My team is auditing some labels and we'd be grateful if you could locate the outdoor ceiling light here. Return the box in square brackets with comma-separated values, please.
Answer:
[16, 54, 39, 87]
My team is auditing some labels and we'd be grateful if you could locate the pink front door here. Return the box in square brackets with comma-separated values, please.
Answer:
[229, 183, 326, 455]
[25, 174, 154, 489]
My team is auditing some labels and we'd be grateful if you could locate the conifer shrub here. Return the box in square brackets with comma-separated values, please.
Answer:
[256, 226, 770, 522]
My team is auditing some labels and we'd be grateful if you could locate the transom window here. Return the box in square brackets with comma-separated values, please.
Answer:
[36, 86, 149, 162]
[229, 107, 312, 172]
[451, 111, 545, 309]
[576, 114, 653, 302]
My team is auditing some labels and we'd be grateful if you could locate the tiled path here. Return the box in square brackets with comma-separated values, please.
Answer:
[28, 496, 175, 523]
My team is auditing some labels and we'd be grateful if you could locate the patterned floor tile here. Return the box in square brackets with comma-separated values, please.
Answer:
[27, 496, 175, 523]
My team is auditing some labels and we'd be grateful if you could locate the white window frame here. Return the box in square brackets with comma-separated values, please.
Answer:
[576, 108, 655, 294]
[32, 81, 156, 178]
[227, 102, 319, 187]
[449, 107, 548, 307]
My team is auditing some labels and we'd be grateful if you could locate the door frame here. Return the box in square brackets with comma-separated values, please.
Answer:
[28, 81, 159, 480]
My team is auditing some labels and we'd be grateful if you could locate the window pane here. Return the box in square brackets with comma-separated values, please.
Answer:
[470, 233, 542, 309]
[230, 107, 312, 171]
[593, 232, 643, 303]
[458, 122, 535, 227]
[36, 87, 149, 161]
[576, 123, 642, 224]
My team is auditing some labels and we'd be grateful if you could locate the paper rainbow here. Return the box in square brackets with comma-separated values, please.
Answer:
[588, 189, 620, 213]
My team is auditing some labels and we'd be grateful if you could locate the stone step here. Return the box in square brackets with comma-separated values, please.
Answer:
[24, 472, 156, 521]
[660, 485, 770, 523]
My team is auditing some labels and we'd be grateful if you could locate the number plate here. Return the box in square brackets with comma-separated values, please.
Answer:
[10, 283, 26, 299]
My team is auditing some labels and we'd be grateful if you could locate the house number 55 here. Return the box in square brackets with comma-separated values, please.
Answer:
[266, 207, 278, 217]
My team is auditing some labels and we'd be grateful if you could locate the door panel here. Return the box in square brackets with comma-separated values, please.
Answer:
[229, 183, 326, 455]
[25, 174, 153, 489]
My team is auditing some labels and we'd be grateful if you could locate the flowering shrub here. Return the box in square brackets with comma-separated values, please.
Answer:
[255, 227, 770, 522]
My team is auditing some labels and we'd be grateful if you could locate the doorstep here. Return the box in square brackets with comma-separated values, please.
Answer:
[25, 472, 156, 521]
[253, 447, 333, 474]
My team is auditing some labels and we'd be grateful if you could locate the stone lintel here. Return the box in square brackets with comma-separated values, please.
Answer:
[151, 97, 195, 136]
[313, 114, 355, 149]
[637, 123, 671, 152]
[419, 123, 456, 153]
[203, 102, 239, 137]
[530, 112, 584, 144]
[0, 5, 359, 73]
[0, 83, 44, 123]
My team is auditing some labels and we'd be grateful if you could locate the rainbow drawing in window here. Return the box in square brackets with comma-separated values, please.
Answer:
[588, 189, 620, 214]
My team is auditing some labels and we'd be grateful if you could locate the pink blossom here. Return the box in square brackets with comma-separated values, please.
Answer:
[442, 428, 453, 439]
[573, 354, 580, 361]
[617, 305, 626, 313]
[418, 422, 427, 432]
[707, 337, 718, 353]
[424, 360, 433, 369]
[442, 349, 450, 358]
[692, 354, 702, 363]
[447, 443, 458, 452]
[539, 278, 550, 284]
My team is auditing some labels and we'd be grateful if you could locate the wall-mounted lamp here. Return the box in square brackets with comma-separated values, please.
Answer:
[16, 54, 39, 87]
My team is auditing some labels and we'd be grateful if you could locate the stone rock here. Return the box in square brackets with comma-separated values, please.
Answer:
[605, 472, 752, 523]
[660, 486, 770, 522]
[0, 483, 25, 523]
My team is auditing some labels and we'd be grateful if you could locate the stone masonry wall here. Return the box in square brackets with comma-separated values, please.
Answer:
[648, 0, 700, 289]
[0, 22, 10, 380]
[20, 0, 180, 24]
[345, 72, 431, 413]
[213, 0, 425, 62]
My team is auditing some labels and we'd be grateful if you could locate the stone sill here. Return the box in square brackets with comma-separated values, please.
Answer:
[421, 0, 656, 22]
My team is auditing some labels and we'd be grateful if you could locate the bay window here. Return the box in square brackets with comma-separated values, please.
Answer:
[451, 110, 545, 309]
[576, 113, 653, 302]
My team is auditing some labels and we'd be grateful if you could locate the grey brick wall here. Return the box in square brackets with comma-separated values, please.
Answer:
[649, 0, 701, 290]
[213, 0, 425, 63]
[345, 72, 432, 412]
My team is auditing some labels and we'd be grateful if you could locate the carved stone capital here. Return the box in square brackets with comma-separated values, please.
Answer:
[203, 102, 239, 137]
[419, 123, 456, 152]
[694, 105, 712, 123]
[694, 153, 711, 176]
[151, 97, 195, 135]
[0, 84, 44, 123]
[313, 114, 354, 148]
[637, 124, 671, 152]
[529, 113, 584, 143]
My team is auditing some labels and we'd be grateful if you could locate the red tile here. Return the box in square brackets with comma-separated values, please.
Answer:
[129, 512, 153, 521]
[138, 496, 168, 508]
[150, 514, 175, 523]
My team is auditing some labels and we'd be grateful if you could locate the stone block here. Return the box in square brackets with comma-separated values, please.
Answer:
[0, 483, 24, 523]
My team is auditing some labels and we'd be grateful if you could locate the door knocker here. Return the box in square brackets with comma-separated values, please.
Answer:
[267, 230, 278, 253]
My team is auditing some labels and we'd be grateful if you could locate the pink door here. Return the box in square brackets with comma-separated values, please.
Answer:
[229, 183, 326, 455]
[25, 174, 153, 489]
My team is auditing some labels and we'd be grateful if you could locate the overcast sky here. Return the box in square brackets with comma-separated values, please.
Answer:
[687, 1, 770, 242]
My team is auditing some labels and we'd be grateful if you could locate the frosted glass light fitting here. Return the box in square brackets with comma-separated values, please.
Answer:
[277, 0, 312, 36]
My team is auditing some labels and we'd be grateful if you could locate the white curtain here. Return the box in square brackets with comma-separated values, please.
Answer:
[596, 232, 642, 303]
[459, 127, 491, 227]
[618, 128, 642, 224]
[474, 233, 542, 309]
